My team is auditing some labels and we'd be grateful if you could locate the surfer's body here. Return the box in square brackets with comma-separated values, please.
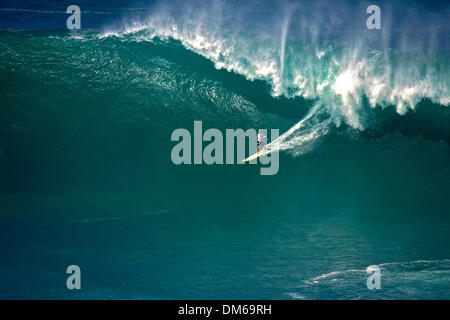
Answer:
[257, 130, 266, 153]
[242, 129, 273, 163]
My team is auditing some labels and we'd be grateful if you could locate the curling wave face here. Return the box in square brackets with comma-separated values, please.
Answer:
[92, 0, 450, 151]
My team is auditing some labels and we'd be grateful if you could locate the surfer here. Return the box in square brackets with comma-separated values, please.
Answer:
[257, 130, 266, 153]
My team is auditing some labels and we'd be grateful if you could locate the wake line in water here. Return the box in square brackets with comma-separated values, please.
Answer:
[264, 103, 331, 155]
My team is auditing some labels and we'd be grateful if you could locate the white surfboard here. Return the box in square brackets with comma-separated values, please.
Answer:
[241, 146, 271, 163]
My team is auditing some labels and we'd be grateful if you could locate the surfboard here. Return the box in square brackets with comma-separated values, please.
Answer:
[241, 146, 271, 163]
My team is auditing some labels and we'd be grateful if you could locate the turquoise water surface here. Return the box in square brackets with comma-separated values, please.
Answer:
[0, 0, 449, 299]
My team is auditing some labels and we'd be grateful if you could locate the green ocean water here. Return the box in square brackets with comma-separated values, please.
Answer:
[0, 21, 449, 299]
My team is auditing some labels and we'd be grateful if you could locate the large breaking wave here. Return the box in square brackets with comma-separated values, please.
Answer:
[96, 0, 449, 152]
[2, 0, 449, 155]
